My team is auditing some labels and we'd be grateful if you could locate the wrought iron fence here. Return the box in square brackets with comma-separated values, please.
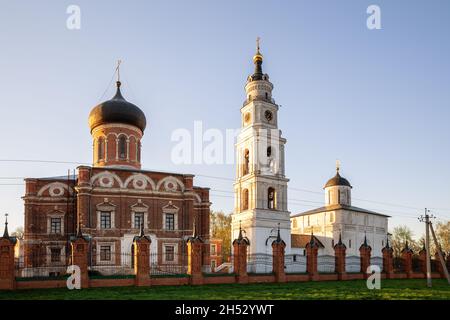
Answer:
[149, 252, 188, 276]
[284, 254, 306, 273]
[393, 257, 405, 272]
[345, 255, 360, 273]
[431, 259, 438, 273]
[317, 255, 335, 273]
[89, 252, 134, 276]
[15, 252, 70, 279]
[247, 253, 273, 274]
[370, 256, 383, 271]
[412, 256, 422, 272]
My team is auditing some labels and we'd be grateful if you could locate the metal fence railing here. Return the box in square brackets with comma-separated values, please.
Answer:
[393, 257, 405, 273]
[370, 256, 383, 271]
[15, 253, 70, 279]
[345, 255, 360, 273]
[284, 254, 307, 273]
[149, 252, 188, 276]
[247, 253, 273, 274]
[317, 255, 335, 273]
[89, 252, 134, 276]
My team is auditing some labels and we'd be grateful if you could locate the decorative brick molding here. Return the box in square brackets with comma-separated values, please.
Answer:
[306, 235, 319, 281]
[334, 234, 347, 280]
[271, 228, 286, 283]
[133, 228, 151, 287]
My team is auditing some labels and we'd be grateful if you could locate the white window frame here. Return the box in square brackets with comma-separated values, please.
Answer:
[162, 205, 179, 231]
[47, 212, 64, 235]
[162, 243, 178, 264]
[96, 202, 116, 229]
[46, 245, 66, 265]
[96, 242, 116, 265]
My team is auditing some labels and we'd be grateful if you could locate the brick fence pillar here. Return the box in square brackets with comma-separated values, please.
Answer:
[271, 227, 286, 283]
[187, 222, 203, 285]
[0, 217, 16, 290]
[359, 236, 372, 278]
[133, 226, 151, 286]
[306, 234, 319, 281]
[401, 242, 414, 278]
[334, 233, 347, 280]
[418, 247, 427, 274]
[232, 225, 249, 284]
[382, 240, 394, 279]
[70, 228, 89, 289]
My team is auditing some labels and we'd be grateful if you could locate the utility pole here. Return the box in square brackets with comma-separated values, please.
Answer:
[419, 208, 433, 287]
[429, 221, 450, 284]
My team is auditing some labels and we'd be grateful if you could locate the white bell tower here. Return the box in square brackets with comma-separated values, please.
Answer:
[231, 39, 291, 257]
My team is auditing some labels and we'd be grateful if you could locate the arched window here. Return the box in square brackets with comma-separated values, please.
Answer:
[243, 149, 249, 175]
[98, 137, 105, 160]
[242, 189, 249, 211]
[118, 135, 127, 159]
[267, 146, 272, 157]
[268, 187, 275, 209]
[136, 140, 141, 162]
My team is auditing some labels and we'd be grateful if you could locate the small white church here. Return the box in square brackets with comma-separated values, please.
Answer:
[231, 40, 389, 260]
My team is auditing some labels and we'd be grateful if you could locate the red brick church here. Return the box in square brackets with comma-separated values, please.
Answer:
[21, 79, 211, 276]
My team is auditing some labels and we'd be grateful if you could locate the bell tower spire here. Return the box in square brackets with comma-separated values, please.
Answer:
[252, 37, 264, 80]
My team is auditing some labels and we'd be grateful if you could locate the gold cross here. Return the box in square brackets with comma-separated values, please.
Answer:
[256, 37, 261, 52]
[336, 159, 341, 173]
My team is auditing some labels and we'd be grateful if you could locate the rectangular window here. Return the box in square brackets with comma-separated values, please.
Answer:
[349, 239, 352, 248]
[211, 244, 217, 255]
[165, 213, 175, 230]
[100, 212, 111, 229]
[165, 245, 175, 262]
[50, 218, 62, 234]
[100, 245, 112, 261]
[134, 213, 144, 229]
[211, 259, 216, 270]
[50, 248, 61, 262]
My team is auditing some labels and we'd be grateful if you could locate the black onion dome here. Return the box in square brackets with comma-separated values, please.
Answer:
[324, 172, 352, 189]
[88, 81, 146, 133]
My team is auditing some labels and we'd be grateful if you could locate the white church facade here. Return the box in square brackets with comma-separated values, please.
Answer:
[290, 166, 390, 257]
[230, 41, 390, 265]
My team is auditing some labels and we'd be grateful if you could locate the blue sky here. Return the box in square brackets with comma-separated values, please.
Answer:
[0, 0, 449, 239]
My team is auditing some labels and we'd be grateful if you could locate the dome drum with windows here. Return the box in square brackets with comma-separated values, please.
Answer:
[88, 81, 147, 169]
[324, 163, 352, 206]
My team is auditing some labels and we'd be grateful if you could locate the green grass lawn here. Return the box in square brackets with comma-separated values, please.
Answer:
[0, 279, 449, 300]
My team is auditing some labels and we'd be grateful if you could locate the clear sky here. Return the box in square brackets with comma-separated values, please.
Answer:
[0, 0, 449, 239]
